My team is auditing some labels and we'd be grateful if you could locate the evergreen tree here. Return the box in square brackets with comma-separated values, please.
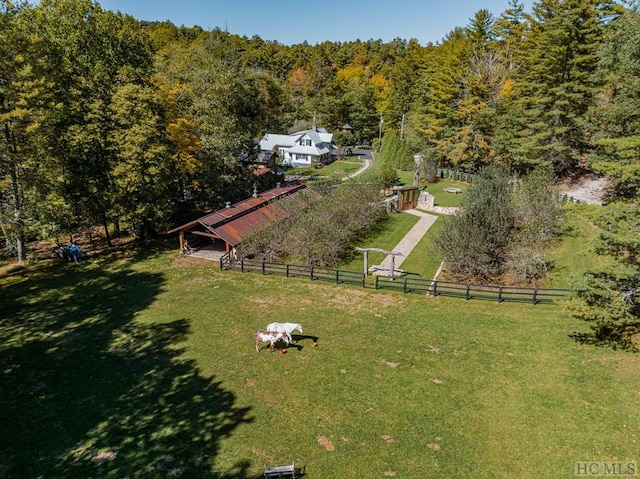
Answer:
[569, 7, 640, 349]
[587, 6, 640, 199]
[513, 0, 620, 173]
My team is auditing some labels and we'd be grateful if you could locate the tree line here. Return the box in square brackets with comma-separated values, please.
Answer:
[1, 0, 639, 346]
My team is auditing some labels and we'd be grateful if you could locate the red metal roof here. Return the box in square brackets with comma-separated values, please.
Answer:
[168, 183, 319, 247]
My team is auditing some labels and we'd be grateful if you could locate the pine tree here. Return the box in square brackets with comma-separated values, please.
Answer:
[514, 0, 620, 173]
[568, 7, 640, 349]
[587, 6, 640, 199]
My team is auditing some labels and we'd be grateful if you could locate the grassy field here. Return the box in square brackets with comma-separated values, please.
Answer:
[285, 156, 364, 179]
[1, 241, 639, 478]
[546, 205, 613, 289]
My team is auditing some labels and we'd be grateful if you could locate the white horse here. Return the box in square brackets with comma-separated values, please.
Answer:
[253, 329, 289, 352]
[266, 322, 303, 342]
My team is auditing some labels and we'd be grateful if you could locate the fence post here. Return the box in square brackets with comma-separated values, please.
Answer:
[403, 276, 408, 293]
[262, 260, 266, 275]
[335, 269, 340, 284]
[310, 266, 314, 280]
[466, 283, 471, 300]
[532, 288, 538, 305]
[498, 286, 503, 303]
[286, 264, 290, 278]
[361, 272, 365, 288]
[432, 280, 438, 296]
[241, 258, 244, 273]
[374, 275, 379, 290]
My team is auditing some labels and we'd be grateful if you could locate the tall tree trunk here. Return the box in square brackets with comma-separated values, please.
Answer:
[101, 210, 112, 247]
[9, 161, 26, 263]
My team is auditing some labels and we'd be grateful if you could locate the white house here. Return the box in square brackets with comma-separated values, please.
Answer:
[259, 126, 336, 168]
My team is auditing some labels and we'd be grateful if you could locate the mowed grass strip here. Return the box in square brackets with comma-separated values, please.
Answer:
[1, 248, 639, 478]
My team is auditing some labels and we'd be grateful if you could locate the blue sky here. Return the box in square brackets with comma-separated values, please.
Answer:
[95, 0, 535, 46]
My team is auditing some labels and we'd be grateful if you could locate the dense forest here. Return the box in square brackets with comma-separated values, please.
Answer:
[1, 0, 639, 268]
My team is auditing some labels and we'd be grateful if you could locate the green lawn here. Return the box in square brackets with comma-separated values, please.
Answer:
[285, 156, 364, 179]
[2, 244, 638, 478]
[400, 213, 446, 279]
[339, 212, 420, 273]
[546, 205, 613, 289]
[366, 154, 468, 208]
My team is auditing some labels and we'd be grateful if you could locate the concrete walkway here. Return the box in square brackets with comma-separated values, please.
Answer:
[373, 209, 438, 275]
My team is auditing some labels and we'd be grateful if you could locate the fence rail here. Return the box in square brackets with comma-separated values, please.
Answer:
[220, 256, 365, 286]
[374, 276, 570, 304]
[220, 256, 570, 305]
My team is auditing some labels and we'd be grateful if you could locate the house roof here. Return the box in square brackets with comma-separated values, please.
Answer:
[168, 183, 320, 247]
[258, 126, 335, 156]
[259, 133, 297, 151]
[288, 143, 330, 155]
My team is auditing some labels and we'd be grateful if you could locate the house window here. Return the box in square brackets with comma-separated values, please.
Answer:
[306, 139, 312, 146]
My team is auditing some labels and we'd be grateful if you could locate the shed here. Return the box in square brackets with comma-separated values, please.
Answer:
[395, 186, 419, 211]
[168, 183, 319, 255]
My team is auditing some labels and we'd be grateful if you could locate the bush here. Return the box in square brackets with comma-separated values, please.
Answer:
[240, 178, 387, 267]
[436, 164, 515, 281]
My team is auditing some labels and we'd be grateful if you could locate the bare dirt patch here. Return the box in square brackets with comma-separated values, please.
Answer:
[317, 435, 335, 452]
[378, 360, 399, 368]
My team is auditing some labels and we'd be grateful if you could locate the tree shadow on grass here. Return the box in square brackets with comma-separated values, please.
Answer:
[0, 261, 253, 478]
[569, 327, 640, 352]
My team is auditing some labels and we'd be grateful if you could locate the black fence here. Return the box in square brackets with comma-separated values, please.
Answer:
[373, 276, 570, 304]
[220, 256, 365, 287]
[220, 256, 571, 305]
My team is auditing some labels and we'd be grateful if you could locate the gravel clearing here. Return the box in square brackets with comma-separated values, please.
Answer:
[557, 173, 610, 205]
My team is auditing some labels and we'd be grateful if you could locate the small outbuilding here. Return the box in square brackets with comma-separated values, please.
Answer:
[168, 182, 319, 256]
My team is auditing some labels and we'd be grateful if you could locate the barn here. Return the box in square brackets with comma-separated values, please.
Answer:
[168, 182, 319, 259]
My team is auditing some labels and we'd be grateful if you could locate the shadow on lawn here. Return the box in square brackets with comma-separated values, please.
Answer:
[0, 259, 253, 478]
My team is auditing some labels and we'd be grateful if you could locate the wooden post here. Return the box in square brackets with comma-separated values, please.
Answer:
[178, 231, 184, 252]
[390, 254, 395, 281]
[363, 250, 369, 276]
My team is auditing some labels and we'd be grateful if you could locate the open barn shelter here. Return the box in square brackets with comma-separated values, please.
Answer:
[168, 183, 319, 259]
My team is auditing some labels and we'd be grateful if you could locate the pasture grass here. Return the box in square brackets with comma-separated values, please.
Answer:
[2, 243, 639, 478]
